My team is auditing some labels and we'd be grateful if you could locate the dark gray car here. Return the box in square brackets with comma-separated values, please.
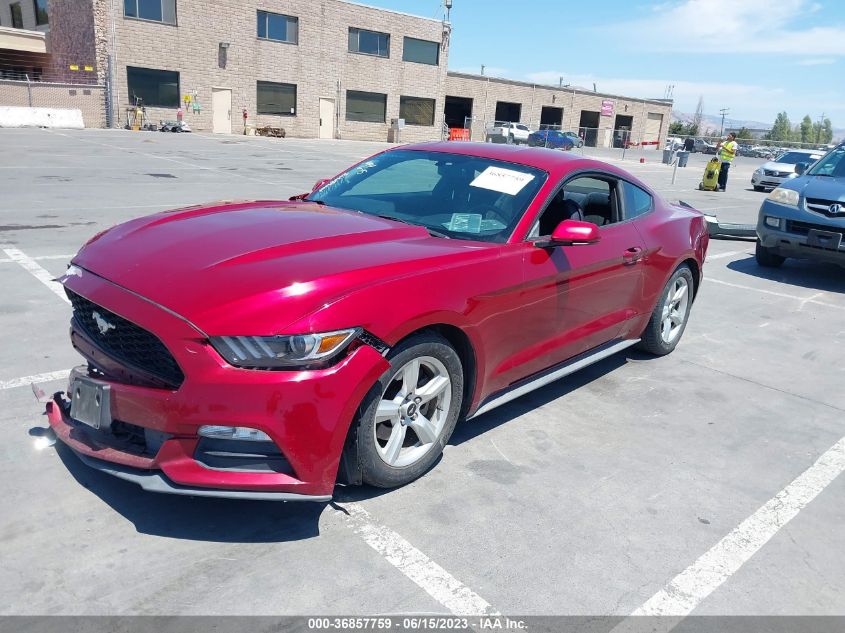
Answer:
[755, 143, 845, 267]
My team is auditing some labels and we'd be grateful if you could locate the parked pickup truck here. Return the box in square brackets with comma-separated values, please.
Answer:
[485, 121, 532, 144]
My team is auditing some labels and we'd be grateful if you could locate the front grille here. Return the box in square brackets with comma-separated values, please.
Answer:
[786, 220, 845, 239]
[806, 197, 845, 216]
[66, 289, 184, 388]
[764, 169, 791, 177]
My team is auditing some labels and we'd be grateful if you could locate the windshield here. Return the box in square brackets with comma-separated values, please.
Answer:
[807, 146, 845, 177]
[308, 150, 547, 243]
[776, 151, 821, 165]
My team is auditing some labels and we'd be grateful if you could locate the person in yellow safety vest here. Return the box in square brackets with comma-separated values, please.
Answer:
[715, 132, 738, 191]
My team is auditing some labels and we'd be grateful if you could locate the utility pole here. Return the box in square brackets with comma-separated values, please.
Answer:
[719, 108, 730, 137]
[817, 112, 825, 144]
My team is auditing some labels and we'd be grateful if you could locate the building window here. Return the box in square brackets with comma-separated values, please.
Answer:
[11, 2, 23, 28]
[257, 10, 298, 44]
[33, 0, 48, 25]
[124, 0, 176, 25]
[127, 66, 179, 107]
[257, 81, 296, 116]
[348, 27, 389, 57]
[346, 90, 386, 123]
[402, 37, 439, 65]
[399, 96, 435, 126]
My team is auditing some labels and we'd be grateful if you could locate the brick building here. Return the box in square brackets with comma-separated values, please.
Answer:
[0, 0, 671, 148]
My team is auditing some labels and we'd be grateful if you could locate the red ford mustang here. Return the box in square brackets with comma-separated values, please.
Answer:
[47, 142, 708, 501]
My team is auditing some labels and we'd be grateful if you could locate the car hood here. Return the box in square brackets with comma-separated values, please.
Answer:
[760, 161, 799, 173]
[71, 200, 490, 334]
[778, 175, 845, 201]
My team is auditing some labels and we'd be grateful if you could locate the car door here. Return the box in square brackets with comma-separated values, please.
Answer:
[510, 173, 646, 380]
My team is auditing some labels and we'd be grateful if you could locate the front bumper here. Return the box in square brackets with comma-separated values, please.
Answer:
[751, 171, 796, 190]
[50, 270, 390, 499]
[757, 200, 845, 264]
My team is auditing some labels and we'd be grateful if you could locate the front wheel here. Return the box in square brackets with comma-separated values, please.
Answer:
[755, 241, 785, 267]
[353, 333, 464, 488]
[638, 265, 695, 356]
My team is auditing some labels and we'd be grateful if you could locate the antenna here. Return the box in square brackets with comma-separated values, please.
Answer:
[444, 0, 452, 21]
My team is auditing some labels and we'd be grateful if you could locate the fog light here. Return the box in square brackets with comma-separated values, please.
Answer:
[765, 216, 782, 229]
[197, 425, 272, 441]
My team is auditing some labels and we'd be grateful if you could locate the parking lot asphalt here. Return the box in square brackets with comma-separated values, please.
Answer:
[1, 128, 844, 617]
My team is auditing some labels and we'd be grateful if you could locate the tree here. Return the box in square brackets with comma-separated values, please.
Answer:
[735, 127, 753, 140]
[822, 118, 833, 144]
[669, 121, 684, 135]
[692, 96, 704, 136]
[800, 115, 813, 144]
[766, 111, 793, 142]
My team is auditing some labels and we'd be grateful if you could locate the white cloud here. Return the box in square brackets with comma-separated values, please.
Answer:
[797, 58, 836, 65]
[521, 69, 844, 124]
[614, 0, 845, 55]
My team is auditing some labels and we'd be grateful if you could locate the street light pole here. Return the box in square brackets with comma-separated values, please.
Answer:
[719, 108, 730, 137]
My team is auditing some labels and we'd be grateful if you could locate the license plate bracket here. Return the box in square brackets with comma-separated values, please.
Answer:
[69, 376, 112, 430]
[807, 229, 842, 250]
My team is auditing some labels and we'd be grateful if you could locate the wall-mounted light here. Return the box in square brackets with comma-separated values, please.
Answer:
[219, 42, 230, 50]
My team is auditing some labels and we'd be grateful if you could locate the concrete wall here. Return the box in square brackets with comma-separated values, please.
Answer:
[110, 0, 449, 140]
[0, 79, 105, 126]
[444, 72, 672, 149]
[0, 104, 84, 127]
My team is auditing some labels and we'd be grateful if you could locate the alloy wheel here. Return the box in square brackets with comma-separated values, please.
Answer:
[660, 276, 690, 344]
[373, 356, 452, 468]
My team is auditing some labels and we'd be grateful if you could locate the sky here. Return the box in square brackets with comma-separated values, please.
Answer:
[359, 0, 843, 128]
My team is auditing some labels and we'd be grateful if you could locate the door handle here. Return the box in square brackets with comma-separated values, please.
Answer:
[623, 247, 643, 265]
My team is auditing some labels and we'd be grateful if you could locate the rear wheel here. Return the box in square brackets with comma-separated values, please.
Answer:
[755, 241, 785, 267]
[638, 265, 694, 356]
[353, 333, 463, 488]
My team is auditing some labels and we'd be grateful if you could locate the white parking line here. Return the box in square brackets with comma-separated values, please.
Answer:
[0, 253, 74, 264]
[706, 278, 845, 311]
[338, 503, 500, 616]
[631, 435, 845, 616]
[2, 245, 72, 303]
[1, 245, 70, 304]
[706, 250, 748, 260]
[0, 369, 70, 390]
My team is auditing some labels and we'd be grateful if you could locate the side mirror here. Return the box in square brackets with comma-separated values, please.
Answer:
[289, 178, 331, 201]
[536, 219, 600, 247]
[795, 162, 809, 176]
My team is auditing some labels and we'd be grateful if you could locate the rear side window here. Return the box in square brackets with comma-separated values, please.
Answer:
[622, 182, 652, 220]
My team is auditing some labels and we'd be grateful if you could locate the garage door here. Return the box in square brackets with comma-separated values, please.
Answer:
[644, 113, 663, 149]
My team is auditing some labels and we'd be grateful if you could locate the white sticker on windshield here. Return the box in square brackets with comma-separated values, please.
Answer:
[470, 166, 535, 196]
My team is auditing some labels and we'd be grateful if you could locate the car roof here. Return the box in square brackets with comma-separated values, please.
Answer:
[395, 142, 625, 179]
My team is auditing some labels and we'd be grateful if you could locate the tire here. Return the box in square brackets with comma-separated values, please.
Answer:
[637, 265, 695, 356]
[353, 332, 464, 488]
[753, 185, 765, 192]
[755, 241, 785, 268]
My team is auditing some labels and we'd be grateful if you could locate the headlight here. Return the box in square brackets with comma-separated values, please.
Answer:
[754, 168, 763, 175]
[210, 328, 360, 369]
[767, 187, 800, 207]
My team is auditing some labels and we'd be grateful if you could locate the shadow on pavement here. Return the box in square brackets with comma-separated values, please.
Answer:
[450, 351, 635, 446]
[55, 442, 325, 542]
[727, 255, 845, 294]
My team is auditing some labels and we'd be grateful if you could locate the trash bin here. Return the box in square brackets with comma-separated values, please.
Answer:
[662, 149, 674, 164]
[677, 150, 690, 167]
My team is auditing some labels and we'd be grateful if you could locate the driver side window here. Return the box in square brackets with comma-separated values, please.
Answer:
[531, 174, 621, 238]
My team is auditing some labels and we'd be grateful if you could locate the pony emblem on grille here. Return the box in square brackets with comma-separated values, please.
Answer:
[92, 311, 116, 335]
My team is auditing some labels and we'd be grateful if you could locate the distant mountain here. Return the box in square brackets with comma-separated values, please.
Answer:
[672, 110, 843, 142]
